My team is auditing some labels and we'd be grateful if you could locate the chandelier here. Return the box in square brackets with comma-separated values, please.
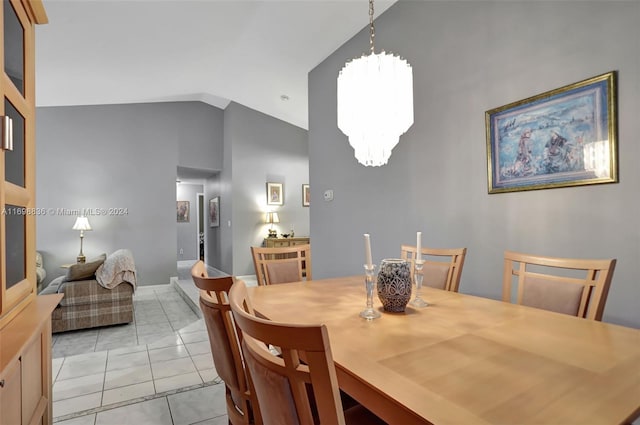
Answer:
[337, 0, 414, 167]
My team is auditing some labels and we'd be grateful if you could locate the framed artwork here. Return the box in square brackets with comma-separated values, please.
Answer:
[485, 71, 618, 194]
[176, 201, 190, 222]
[266, 182, 283, 205]
[209, 197, 219, 228]
[302, 184, 310, 207]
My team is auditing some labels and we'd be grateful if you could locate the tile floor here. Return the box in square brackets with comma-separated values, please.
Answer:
[51, 261, 248, 424]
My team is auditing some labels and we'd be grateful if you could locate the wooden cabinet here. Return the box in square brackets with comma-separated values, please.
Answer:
[263, 237, 310, 248]
[0, 294, 61, 425]
[0, 0, 48, 325]
[0, 2, 55, 425]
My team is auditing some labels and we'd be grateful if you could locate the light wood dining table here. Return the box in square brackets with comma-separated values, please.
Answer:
[246, 276, 640, 425]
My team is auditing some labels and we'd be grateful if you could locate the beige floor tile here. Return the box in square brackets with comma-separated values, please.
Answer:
[53, 392, 102, 418]
[52, 357, 64, 382]
[167, 385, 226, 425]
[104, 364, 153, 390]
[95, 398, 172, 425]
[54, 413, 97, 425]
[151, 356, 197, 380]
[53, 372, 105, 401]
[148, 344, 189, 363]
[107, 350, 150, 371]
[102, 381, 156, 406]
[146, 333, 184, 350]
[191, 353, 214, 371]
[57, 354, 107, 381]
[185, 340, 210, 356]
[198, 368, 219, 384]
[179, 330, 208, 344]
[154, 371, 202, 393]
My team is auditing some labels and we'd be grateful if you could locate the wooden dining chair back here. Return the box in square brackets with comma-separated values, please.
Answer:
[400, 245, 467, 292]
[191, 261, 260, 425]
[502, 251, 616, 321]
[251, 244, 311, 286]
[229, 281, 385, 425]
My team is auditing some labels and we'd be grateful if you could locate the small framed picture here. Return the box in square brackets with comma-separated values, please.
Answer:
[177, 201, 190, 223]
[302, 184, 310, 207]
[266, 182, 283, 205]
[209, 197, 219, 228]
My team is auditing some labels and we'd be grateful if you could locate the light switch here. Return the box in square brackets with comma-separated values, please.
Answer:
[323, 190, 334, 201]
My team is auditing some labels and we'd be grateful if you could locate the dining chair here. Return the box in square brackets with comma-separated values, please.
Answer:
[251, 244, 312, 285]
[502, 250, 616, 321]
[190, 261, 261, 425]
[228, 280, 386, 425]
[400, 245, 467, 292]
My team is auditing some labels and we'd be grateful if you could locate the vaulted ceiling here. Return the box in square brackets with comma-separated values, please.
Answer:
[36, 0, 395, 130]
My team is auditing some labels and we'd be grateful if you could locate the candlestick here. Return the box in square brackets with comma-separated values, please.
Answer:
[410, 259, 428, 308]
[364, 233, 373, 268]
[359, 264, 381, 320]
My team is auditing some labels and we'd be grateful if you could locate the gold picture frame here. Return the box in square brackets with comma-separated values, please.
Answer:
[485, 71, 618, 193]
[302, 184, 310, 207]
[266, 182, 283, 205]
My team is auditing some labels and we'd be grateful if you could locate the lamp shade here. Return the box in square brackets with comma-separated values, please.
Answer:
[264, 212, 280, 224]
[337, 51, 414, 167]
[72, 216, 92, 231]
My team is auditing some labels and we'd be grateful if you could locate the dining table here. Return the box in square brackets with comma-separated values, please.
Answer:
[246, 276, 640, 425]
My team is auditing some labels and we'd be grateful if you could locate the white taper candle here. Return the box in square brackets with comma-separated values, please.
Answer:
[416, 231, 422, 261]
[364, 233, 373, 268]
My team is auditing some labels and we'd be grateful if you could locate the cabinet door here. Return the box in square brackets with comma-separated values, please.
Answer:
[0, 358, 22, 425]
[1, 0, 36, 322]
[21, 335, 43, 424]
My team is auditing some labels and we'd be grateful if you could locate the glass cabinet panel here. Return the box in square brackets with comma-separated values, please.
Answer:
[3, 98, 25, 187]
[3, 0, 25, 95]
[5, 204, 26, 289]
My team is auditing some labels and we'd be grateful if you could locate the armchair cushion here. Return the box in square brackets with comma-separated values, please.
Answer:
[64, 253, 107, 282]
[35, 251, 46, 285]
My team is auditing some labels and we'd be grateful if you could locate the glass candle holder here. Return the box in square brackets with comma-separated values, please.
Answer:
[359, 264, 381, 320]
[410, 260, 429, 308]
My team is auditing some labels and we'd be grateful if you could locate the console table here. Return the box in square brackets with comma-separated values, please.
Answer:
[263, 237, 309, 248]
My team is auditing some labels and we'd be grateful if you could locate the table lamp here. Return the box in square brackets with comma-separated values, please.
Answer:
[72, 216, 92, 263]
[265, 212, 279, 238]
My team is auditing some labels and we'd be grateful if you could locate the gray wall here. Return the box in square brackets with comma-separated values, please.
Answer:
[36, 102, 224, 286]
[308, 1, 640, 327]
[176, 183, 203, 261]
[223, 102, 309, 276]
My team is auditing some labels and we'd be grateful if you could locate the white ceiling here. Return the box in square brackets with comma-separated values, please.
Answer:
[36, 0, 396, 130]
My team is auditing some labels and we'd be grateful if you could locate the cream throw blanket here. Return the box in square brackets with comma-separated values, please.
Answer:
[96, 249, 137, 290]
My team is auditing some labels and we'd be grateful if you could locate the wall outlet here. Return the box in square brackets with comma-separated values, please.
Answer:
[179, 248, 183, 255]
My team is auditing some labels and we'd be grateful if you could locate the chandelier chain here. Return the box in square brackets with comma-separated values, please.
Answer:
[369, 0, 375, 54]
